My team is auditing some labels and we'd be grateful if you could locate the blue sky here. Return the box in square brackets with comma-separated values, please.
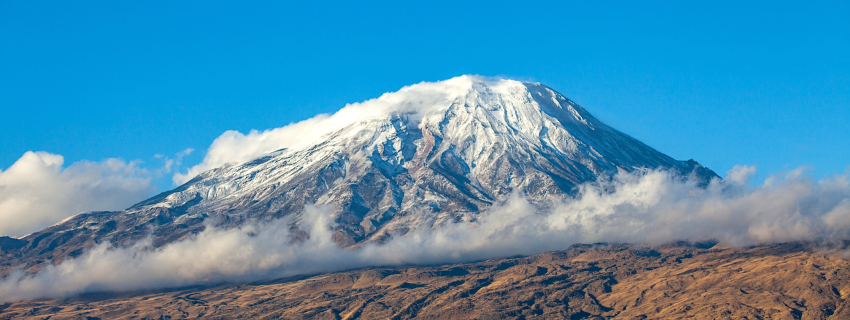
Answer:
[2, 0, 848, 193]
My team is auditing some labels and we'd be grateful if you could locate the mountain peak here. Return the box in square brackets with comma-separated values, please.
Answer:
[5, 76, 718, 274]
[294, 76, 599, 151]
[154, 75, 717, 244]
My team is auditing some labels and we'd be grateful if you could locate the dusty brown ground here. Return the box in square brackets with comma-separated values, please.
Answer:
[1, 242, 848, 319]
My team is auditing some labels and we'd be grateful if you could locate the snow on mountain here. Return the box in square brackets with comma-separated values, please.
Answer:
[2, 75, 717, 271]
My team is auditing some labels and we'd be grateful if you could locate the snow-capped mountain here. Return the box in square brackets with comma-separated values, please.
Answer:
[1, 76, 716, 271]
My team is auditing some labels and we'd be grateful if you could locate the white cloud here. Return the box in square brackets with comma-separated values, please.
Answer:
[0, 151, 155, 237]
[2, 166, 849, 302]
[724, 164, 756, 185]
[155, 148, 194, 177]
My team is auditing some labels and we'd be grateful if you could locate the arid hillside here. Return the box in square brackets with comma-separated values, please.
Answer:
[1, 242, 848, 319]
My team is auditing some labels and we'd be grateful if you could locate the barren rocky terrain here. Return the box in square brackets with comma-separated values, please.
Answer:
[2, 241, 847, 319]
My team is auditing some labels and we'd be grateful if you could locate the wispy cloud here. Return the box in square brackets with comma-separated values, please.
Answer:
[154, 148, 194, 178]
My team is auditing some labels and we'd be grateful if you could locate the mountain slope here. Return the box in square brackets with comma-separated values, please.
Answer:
[3, 242, 847, 319]
[0, 76, 717, 275]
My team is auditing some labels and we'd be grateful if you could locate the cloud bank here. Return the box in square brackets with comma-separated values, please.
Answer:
[0, 152, 155, 237]
[2, 165, 849, 302]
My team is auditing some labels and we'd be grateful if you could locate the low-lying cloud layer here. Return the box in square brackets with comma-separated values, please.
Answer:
[0, 152, 155, 237]
[2, 166, 849, 302]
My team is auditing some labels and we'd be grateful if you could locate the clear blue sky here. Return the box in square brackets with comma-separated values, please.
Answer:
[2, 1, 848, 192]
